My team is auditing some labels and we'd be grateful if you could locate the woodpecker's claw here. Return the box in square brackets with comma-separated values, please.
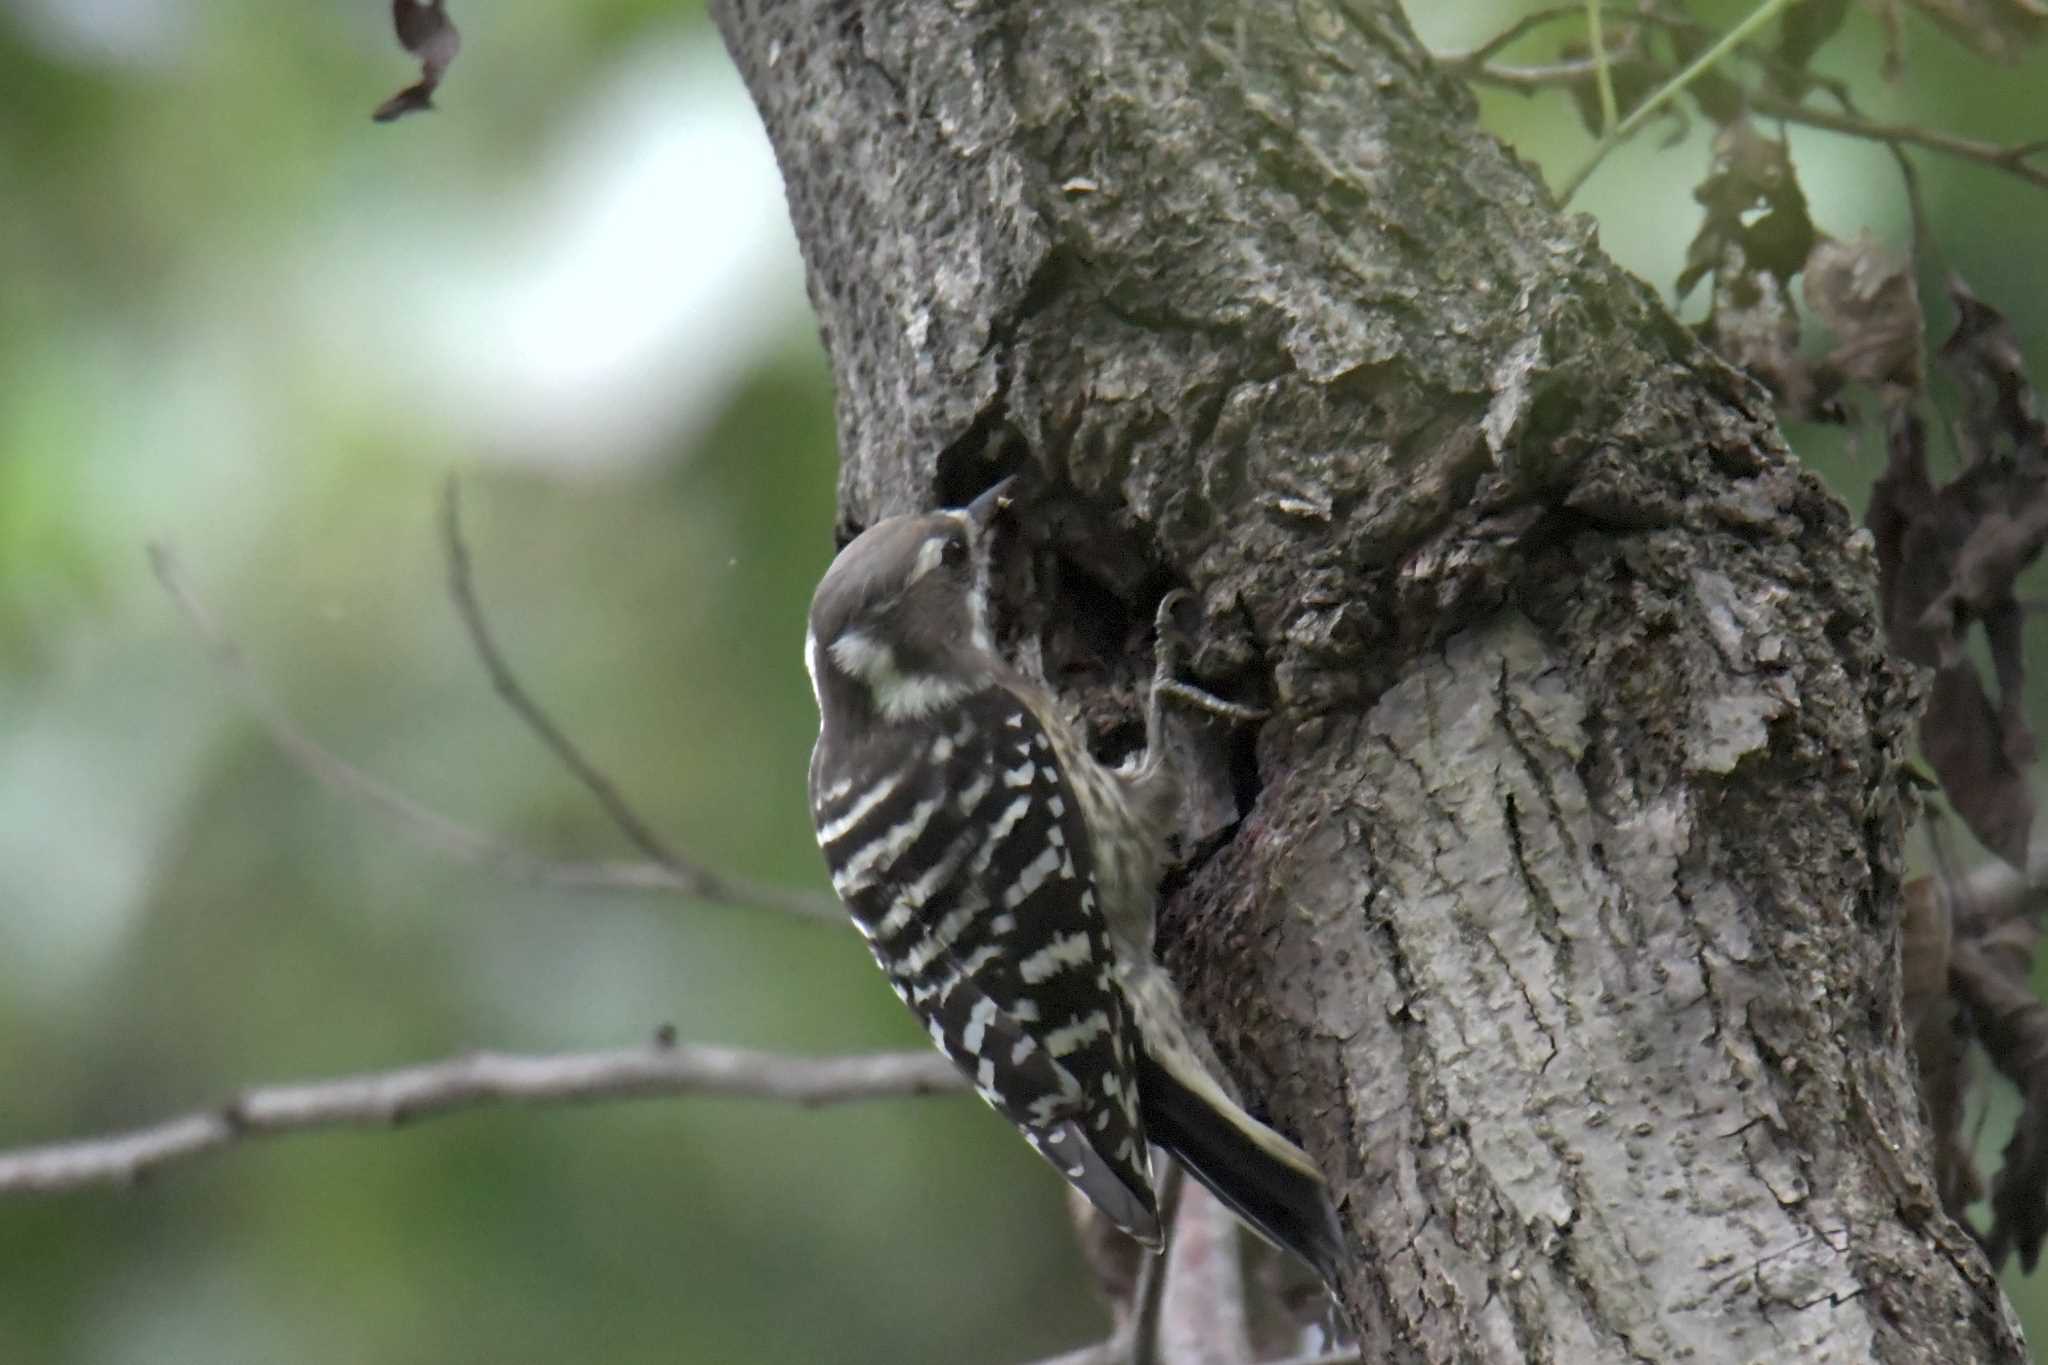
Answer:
[1154, 588, 1192, 641]
[1148, 590, 1268, 727]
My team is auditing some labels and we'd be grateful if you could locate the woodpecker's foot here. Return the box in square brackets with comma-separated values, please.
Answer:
[1154, 678, 1268, 724]
[1149, 590, 1268, 727]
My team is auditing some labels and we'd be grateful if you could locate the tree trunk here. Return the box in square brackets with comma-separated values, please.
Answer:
[713, 0, 2027, 1359]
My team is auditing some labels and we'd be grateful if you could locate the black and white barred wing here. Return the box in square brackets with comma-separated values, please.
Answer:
[809, 691, 1160, 1246]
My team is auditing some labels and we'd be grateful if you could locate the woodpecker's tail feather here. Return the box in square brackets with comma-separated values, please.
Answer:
[1025, 1118, 1162, 1251]
[1136, 1047, 1346, 1289]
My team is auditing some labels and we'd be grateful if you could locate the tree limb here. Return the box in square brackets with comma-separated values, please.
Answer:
[1128, 1164, 1184, 1365]
[1025, 1331, 1133, 1365]
[0, 1040, 960, 1196]
[1158, 1180, 1252, 1365]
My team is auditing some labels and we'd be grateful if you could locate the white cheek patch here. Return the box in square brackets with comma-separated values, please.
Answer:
[830, 628, 971, 720]
[829, 629, 895, 681]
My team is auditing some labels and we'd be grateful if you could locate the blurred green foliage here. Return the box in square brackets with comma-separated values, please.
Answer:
[2, 2, 2045, 1361]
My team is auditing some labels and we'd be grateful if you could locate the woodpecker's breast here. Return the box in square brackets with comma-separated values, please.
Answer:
[1016, 693, 1177, 963]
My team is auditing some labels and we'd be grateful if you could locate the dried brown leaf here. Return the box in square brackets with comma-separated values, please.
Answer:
[1953, 929, 2048, 1268]
[1909, 978, 1981, 1222]
[1703, 259, 1813, 412]
[374, 0, 461, 124]
[1868, 409, 1939, 654]
[1684, 124, 1835, 413]
[1680, 123, 1816, 298]
[1941, 277, 2048, 464]
[1802, 232, 1925, 400]
[1921, 662, 2035, 868]
[1900, 869, 1968, 1221]
[1900, 874, 1956, 1027]
[1866, 278, 2047, 868]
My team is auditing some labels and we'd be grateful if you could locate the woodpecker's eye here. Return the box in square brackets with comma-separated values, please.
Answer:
[940, 534, 968, 569]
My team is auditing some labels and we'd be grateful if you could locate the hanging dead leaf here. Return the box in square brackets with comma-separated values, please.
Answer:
[1953, 916, 2048, 1268]
[1682, 123, 1832, 412]
[1921, 662, 2036, 868]
[1868, 409, 1943, 660]
[1900, 871, 1982, 1222]
[1802, 232, 1924, 402]
[1863, 274, 2048, 870]
[1680, 122, 1816, 297]
[374, 0, 461, 124]
[1941, 277, 2048, 464]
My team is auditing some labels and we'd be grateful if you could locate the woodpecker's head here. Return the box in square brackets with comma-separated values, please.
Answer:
[806, 479, 1014, 725]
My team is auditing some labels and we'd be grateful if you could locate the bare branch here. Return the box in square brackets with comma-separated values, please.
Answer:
[1451, 56, 1603, 89]
[0, 1040, 961, 1196]
[1159, 1181, 1252, 1365]
[1750, 94, 2048, 196]
[437, 478, 844, 921]
[1020, 1167, 1182, 1365]
[148, 542, 844, 924]
[1431, 3, 1628, 72]
[1027, 1333, 1132, 1365]
[1023, 1329, 1358, 1365]
[1129, 1164, 1185, 1365]
[437, 478, 843, 921]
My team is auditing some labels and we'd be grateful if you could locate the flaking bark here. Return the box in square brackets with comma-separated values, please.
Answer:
[714, 0, 2026, 1358]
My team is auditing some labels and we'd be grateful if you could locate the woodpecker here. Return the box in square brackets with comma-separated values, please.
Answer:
[804, 479, 1343, 1285]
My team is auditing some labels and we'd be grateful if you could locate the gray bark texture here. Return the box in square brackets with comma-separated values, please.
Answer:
[714, 1, 2028, 1360]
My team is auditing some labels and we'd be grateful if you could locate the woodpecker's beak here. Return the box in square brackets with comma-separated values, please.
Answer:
[965, 476, 1018, 530]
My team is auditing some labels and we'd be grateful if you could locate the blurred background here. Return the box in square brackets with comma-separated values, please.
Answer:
[1, 1, 2044, 1361]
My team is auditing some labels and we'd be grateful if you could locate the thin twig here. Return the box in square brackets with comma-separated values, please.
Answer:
[1456, 56, 1605, 89]
[148, 543, 844, 924]
[1433, 3, 1615, 71]
[1585, 0, 1618, 135]
[441, 480, 692, 882]
[1451, 37, 2048, 197]
[0, 1041, 961, 1196]
[1559, 0, 1800, 201]
[1750, 94, 2048, 195]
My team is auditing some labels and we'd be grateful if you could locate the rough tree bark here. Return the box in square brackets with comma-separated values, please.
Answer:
[715, 1, 2027, 1360]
